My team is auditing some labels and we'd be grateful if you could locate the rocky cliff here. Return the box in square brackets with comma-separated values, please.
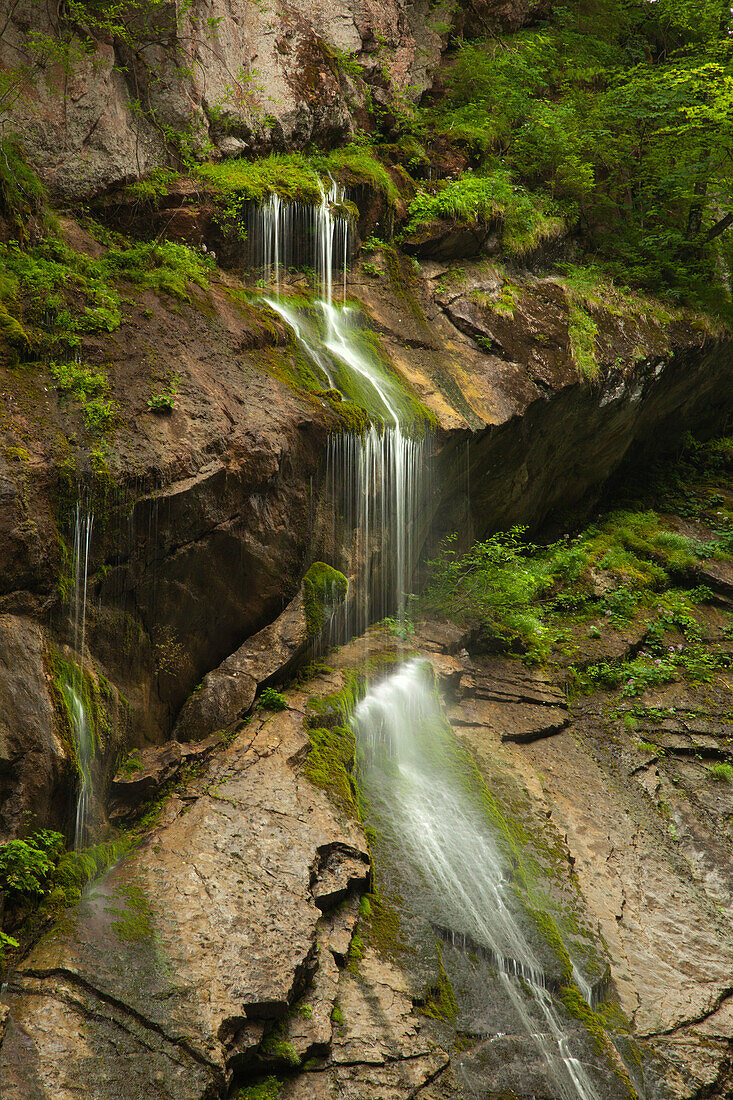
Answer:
[2, 1, 733, 1097]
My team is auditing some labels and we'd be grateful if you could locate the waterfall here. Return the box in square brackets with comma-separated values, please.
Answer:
[352, 661, 603, 1100]
[251, 177, 429, 632]
[64, 501, 95, 850]
[326, 429, 426, 635]
[247, 178, 349, 298]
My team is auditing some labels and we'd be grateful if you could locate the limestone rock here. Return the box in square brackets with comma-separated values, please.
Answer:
[0, 705, 370, 1098]
[173, 590, 309, 742]
[108, 734, 221, 822]
[0, 616, 68, 841]
[1, 0, 451, 201]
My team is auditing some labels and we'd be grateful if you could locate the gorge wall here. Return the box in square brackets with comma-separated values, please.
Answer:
[2, 0, 733, 1098]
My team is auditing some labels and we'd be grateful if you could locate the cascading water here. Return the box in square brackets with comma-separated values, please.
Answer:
[247, 178, 349, 298]
[351, 661, 604, 1100]
[63, 501, 95, 850]
[245, 175, 611, 1096]
[250, 177, 430, 634]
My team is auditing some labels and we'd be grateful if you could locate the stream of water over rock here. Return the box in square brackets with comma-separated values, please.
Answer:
[352, 660, 603, 1100]
[63, 501, 95, 850]
[247, 185, 605, 1098]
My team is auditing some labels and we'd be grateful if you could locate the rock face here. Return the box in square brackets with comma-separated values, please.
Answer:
[7, 618, 733, 1098]
[0, 0, 450, 201]
[0, 616, 66, 840]
[0, 701, 371, 1098]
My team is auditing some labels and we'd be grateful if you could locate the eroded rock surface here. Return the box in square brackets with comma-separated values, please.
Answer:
[0, 702, 370, 1098]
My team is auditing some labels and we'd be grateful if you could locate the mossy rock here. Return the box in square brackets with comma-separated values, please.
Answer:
[302, 561, 348, 637]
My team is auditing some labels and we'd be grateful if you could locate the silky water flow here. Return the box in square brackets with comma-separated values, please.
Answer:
[248, 181, 604, 1098]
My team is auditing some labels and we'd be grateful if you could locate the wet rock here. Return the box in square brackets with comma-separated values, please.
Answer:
[401, 219, 496, 260]
[173, 591, 309, 742]
[311, 844, 370, 910]
[0, 705, 369, 1099]
[0, 616, 68, 841]
[108, 734, 221, 822]
[448, 657, 569, 742]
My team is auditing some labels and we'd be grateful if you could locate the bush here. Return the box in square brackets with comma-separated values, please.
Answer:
[258, 687, 288, 711]
[0, 831, 64, 897]
[404, 170, 563, 257]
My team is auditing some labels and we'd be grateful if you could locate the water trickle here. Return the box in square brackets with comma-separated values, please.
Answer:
[247, 178, 349, 297]
[66, 501, 95, 850]
[352, 661, 603, 1100]
[251, 179, 430, 634]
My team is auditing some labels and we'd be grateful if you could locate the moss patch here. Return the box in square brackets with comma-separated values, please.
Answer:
[302, 561, 348, 636]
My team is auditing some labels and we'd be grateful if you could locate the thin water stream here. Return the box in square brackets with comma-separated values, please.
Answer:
[64, 501, 95, 850]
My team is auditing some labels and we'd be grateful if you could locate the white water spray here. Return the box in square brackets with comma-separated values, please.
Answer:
[352, 661, 603, 1100]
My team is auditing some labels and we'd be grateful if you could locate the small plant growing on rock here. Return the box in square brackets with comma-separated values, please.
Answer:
[148, 374, 180, 414]
[258, 687, 288, 712]
[708, 761, 733, 782]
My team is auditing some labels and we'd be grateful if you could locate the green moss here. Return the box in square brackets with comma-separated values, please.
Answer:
[420, 949, 458, 1022]
[567, 303, 599, 381]
[330, 999, 344, 1025]
[234, 1077, 283, 1100]
[261, 1038, 301, 1068]
[317, 145, 401, 206]
[0, 139, 45, 238]
[108, 879, 155, 943]
[302, 561, 349, 637]
[304, 725, 357, 816]
[708, 761, 733, 782]
[195, 154, 322, 203]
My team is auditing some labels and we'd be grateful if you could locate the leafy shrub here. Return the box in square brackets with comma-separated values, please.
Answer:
[148, 375, 180, 414]
[421, 528, 555, 661]
[0, 831, 64, 896]
[404, 170, 563, 256]
[258, 687, 288, 711]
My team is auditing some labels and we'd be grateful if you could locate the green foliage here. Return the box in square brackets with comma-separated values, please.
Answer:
[0, 139, 45, 236]
[0, 830, 127, 927]
[302, 561, 349, 636]
[0, 831, 65, 896]
[103, 241, 213, 300]
[258, 687, 288, 712]
[147, 374, 180, 414]
[422, 5, 733, 313]
[708, 761, 733, 781]
[234, 1079, 283, 1100]
[0, 931, 20, 963]
[422, 493, 728, 666]
[196, 154, 322, 203]
[316, 145, 401, 206]
[404, 170, 563, 256]
[420, 528, 556, 662]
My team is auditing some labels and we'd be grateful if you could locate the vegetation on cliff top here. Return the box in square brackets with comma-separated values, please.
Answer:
[414, 0, 733, 314]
